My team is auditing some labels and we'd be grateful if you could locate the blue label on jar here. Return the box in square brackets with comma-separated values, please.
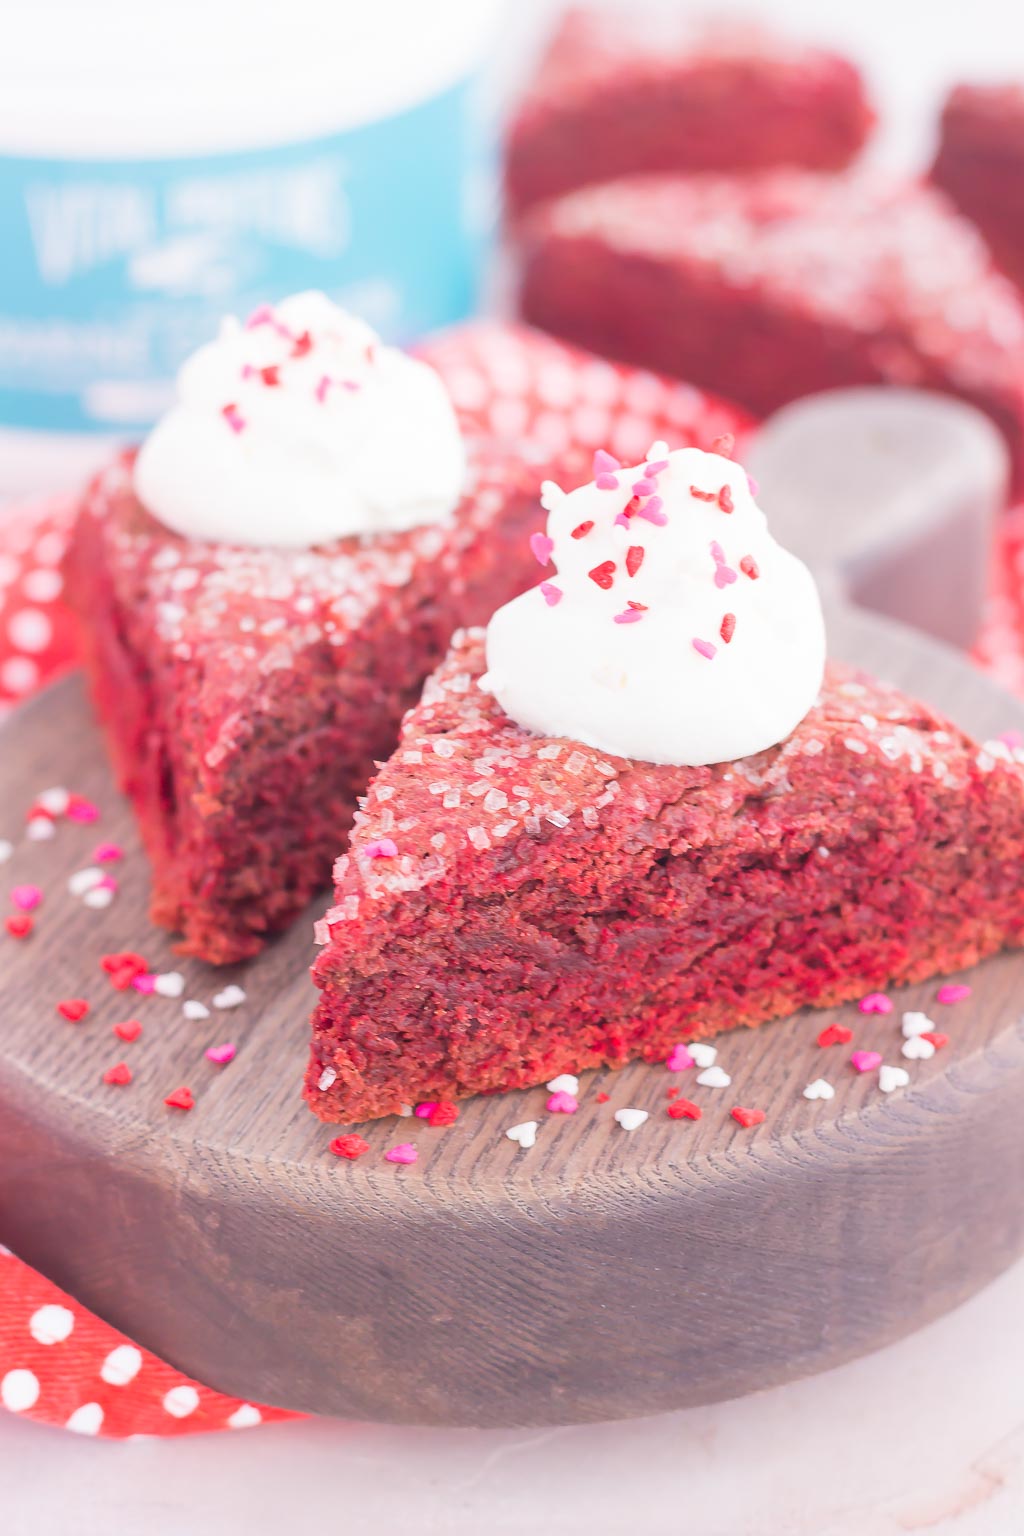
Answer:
[0, 76, 490, 434]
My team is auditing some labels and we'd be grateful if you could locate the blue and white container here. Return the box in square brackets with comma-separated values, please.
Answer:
[0, 0, 499, 494]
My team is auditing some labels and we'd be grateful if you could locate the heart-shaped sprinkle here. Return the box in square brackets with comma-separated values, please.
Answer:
[414, 1102, 437, 1118]
[921, 1031, 949, 1050]
[365, 838, 398, 859]
[714, 564, 738, 589]
[595, 473, 620, 490]
[667, 1098, 701, 1120]
[27, 817, 55, 842]
[205, 1042, 236, 1065]
[37, 786, 69, 816]
[330, 1134, 369, 1160]
[6, 914, 32, 939]
[803, 1078, 835, 1100]
[103, 1062, 132, 1087]
[731, 1106, 765, 1129]
[614, 1107, 648, 1132]
[696, 1065, 731, 1089]
[547, 1073, 579, 1096]
[901, 1011, 934, 1038]
[546, 1090, 578, 1114]
[665, 1044, 695, 1072]
[183, 1000, 209, 1021]
[850, 1050, 883, 1073]
[0, 840, 12, 864]
[428, 1102, 458, 1127]
[67, 795, 99, 823]
[878, 1065, 910, 1094]
[688, 1042, 717, 1068]
[385, 1143, 418, 1165]
[57, 998, 89, 1022]
[154, 971, 185, 998]
[588, 559, 616, 590]
[93, 842, 124, 863]
[132, 973, 157, 993]
[398, 1104, 414, 1117]
[213, 985, 246, 1010]
[113, 1020, 142, 1043]
[84, 886, 114, 910]
[506, 1120, 538, 1149]
[859, 992, 893, 1015]
[10, 884, 42, 911]
[540, 581, 563, 607]
[68, 868, 103, 897]
[593, 449, 621, 476]
[317, 1067, 337, 1091]
[817, 1023, 854, 1048]
[902, 1035, 936, 1061]
[936, 983, 971, 1005]
[164, 1086, 194, 1111]
[529, 532, 554, 566]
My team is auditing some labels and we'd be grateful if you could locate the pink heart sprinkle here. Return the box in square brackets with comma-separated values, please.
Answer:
[614, 608, 644, 624]
[936, 983, 971, 1004]
[414, 1102, 437, 1118]
[365, 838, 398, 859]
[595, 473, 620, 490]
[93, 842, 124, 863]
[529, 532, 555, 566]
[546, 1091, 579, 1114]
[593, 449, 621, 476]
[205, 1042, 236, 1065]
[98, 874, 118, 892]
[666, 1044, 696, 1072]
[67, 798, 99, 823]
[631, 478, 656, 498]
[747, 474, 760, 496]
[859, 992, 893, 1015]
[10, 885, 42, 912]
[645, 459, 669, 475]
[997, 729, 1022, 750]
[132, 974, 157, 994]
[637, 498, 667, 525]
[540, 582, 563, 607]
[315, 374, 333, 404]
[692, 638, 717, 660]
[714, 565, 738, 588]
[245, 304, 275, 329]
[385, 1143, 418, 1165]
[850, 1050, 883, 1073]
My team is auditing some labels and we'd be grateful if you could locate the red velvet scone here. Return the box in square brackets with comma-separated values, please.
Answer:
[932, 84, 1024, 291]
[505, 8, 872, 218]
[307, 628, 1024, 1122]
[520, 172, 1024, 481]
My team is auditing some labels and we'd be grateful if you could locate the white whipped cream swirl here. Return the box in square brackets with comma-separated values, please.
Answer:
[485, 443, 825, 766]
[134, 291, 466, 549]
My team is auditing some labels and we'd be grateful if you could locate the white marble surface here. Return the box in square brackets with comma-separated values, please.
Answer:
[5, 1254, 1024, 1535]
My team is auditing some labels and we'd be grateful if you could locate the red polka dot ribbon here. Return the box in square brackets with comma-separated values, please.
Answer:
[1, 323, 1022, 1437]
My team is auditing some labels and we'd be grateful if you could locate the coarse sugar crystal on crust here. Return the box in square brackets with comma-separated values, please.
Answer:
[307, 627, 1024, 1122]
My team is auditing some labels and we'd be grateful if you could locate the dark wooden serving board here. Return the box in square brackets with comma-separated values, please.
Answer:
[2, 601, 1023, 1428]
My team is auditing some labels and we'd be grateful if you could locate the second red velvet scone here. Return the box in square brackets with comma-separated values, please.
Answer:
[505, 7, 872, 217]
[520, 171, 1024, 482]
[67, 299, 749, 963]
[307, 444, 1024, 1122]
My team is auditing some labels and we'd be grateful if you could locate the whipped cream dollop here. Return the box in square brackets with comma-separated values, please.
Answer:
[485, 442, 825, 766]
[134, 291, 466, 549]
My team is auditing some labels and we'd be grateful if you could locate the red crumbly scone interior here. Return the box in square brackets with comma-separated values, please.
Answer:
[65, 445, 543, 964]
[520, 171, 1024, 483]
[931, 83, 1024, 292]
[307, 628, 1024, 1123]
[505, 7, 872, 217]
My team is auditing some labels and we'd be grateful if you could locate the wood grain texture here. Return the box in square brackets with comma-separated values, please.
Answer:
[1, 602, 1023, 1427]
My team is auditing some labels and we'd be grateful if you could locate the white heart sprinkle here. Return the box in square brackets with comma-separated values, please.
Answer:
[614, 1107, 648, 1132]
[688, 1042, 718, 1069]
[26, 817, 55, 842]
[696, 1065, 731, 1089]
[879, 1065, 911, 1094]
[902, 1011, 934, 1038]
[68, 866, 103, 896]
[182, 1000, 209, 1021]
[83, 886, 113, 909]
[37, 786, 69, 816]
[65, 1402, 104, 1436]
[0, 840, 13, 865]
[227, 1403, 262, 1429]
[154, 971, 185, 998]
[902, 1034, 936, 1061]
[317, 1067, 337, 1091]
[506, 1120, 538, 1149]
[546, 1073, 579, 1096]
[803, 1078, 835, 1101]
[212, 985, 246, 1010]
[398, 1103, 414, 1117]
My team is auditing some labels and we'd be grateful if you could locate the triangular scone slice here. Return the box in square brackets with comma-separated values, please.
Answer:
[307, 628, 1024, 1122]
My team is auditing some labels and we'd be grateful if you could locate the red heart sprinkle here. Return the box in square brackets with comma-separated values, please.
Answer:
[103, 1062, 133, 1086]
[710, 433, 735, 457]
[428, 1101, 459, 1127]
[817, 1023, 854, 1048]
[571, 520, 594, 540]
[164, 1087, 194, 1111]
[5, 914, 33, 938]
[731, 1106, 765, 1129]
[720, 612, 736, 644]
[588, 559, 616, 590]
[113, 1019, 143, 1043]
[330, 1134, 370, 1160]
[260, 364, 281, 387]
[718, 484, 734, 513]
[625, 545, 644, 577]
[740, 555, 760, 580]
[101, 951, 147, 977]
[922, 1031, 950, 1049]
[57, 998, 89, 1022]
[596, 1092, 610, 1103]
[668, 1098, 702, 1120]
[291, 330, 313, 358]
